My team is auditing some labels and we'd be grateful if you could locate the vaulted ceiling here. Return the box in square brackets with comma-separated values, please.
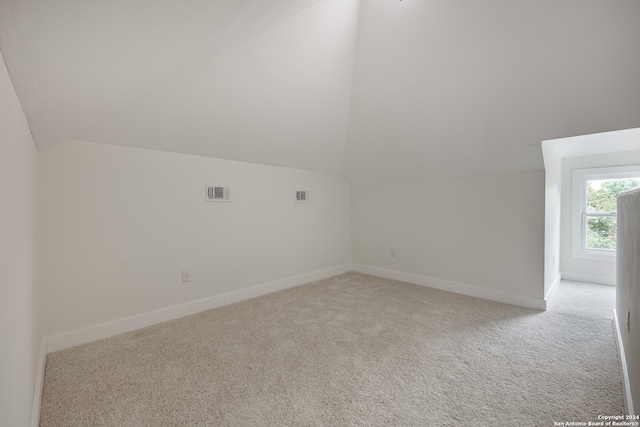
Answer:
[1, 0, 639, 184]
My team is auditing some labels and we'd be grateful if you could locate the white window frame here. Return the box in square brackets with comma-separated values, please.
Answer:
[572, 165, 640, 262]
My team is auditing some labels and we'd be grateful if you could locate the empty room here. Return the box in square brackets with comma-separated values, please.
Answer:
[1, 0, 639, 425]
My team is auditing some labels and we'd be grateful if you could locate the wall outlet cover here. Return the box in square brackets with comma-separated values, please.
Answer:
[182, 270, 192, 283]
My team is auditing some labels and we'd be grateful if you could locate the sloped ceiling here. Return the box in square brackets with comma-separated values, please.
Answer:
[345, 0, 640, 183]
[1, 0, 639, 183]
[0, 0, 358, 174]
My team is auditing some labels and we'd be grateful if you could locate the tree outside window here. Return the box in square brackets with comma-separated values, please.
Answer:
[585, 178, 640, 250]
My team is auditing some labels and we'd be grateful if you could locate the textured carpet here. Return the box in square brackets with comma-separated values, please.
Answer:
[40, 273, 624, 426]
[548, 280, 616, 320]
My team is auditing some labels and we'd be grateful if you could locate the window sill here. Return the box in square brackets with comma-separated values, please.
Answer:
[572, 249, 617, 262]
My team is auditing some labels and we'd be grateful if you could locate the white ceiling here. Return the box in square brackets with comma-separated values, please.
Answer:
[344, 0, 640, 183]
[1, 0, 639, 184]
[544, 127, 640, 159]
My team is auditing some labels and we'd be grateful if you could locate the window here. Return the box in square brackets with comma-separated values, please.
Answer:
[572, 166, 640, 261]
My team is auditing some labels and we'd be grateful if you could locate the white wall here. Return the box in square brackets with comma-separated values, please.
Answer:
[351, 171, 545, 305]
[616, 188, 640, 414]
[39, 140, 351, 338]
[542, 141, 562, 298]
[0, 54, 41, 426]
[560, 150, 640, 284]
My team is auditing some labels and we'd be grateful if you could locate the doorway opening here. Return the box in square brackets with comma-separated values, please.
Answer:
[541, 127, 640, 311]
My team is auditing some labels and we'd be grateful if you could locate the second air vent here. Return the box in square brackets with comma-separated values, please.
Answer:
[206, 185, 231, 202]
[295, 190, 310, 203]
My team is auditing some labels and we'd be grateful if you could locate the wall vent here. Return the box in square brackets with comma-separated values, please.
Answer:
[295, 190, 310, 203]
[206, 185, 230, 202]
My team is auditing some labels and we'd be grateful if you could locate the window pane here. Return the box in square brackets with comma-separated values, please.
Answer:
[586, 215, 617, 250]
[586, 178, 640, 213]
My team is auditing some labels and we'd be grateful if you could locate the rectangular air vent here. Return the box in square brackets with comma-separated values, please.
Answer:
[206, 185, 230, 202]
[295, 190, 310, 203]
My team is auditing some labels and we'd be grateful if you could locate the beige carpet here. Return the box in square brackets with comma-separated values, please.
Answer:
[40, 273, 624, 426]
[548, 280, 616, 320]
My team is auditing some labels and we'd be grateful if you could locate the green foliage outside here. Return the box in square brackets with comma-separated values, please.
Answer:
[585, 178, 640, 250]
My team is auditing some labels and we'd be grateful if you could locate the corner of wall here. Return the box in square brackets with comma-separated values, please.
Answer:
[0, 48, 44, 427]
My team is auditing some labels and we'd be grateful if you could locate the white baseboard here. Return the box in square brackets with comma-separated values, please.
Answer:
[352, 264, 546, 310]
[613, 309, 635, 416]
[31, 338, 47, 427]
[46, 264, 351, 353]
[544, 273, 562, 304]
[561, 271, 616, 286]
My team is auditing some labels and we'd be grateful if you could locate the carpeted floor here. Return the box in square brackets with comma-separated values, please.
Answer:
[548, 280, 616, 320]
[39, 273, 624, 426]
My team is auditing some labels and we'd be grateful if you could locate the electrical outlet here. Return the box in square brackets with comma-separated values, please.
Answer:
[182, 270, 192, 283]
[626, 310, 631, 331]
